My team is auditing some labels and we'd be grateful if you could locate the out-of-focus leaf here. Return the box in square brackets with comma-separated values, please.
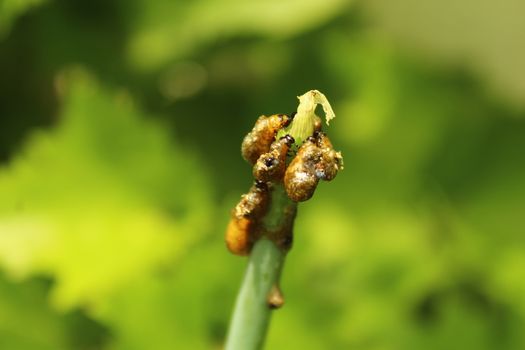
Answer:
[0, 0, 47, 38]
[0, 69, 213, 312]
[126, 0, 353, 71]
[95, 236, 242, 350]
[0, 273, 109, 350]
[0, 275, 66, 350]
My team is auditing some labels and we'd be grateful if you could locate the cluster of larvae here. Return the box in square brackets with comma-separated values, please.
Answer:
[225, 113, 343, 256]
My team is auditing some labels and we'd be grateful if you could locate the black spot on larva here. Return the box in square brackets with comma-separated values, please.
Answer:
[306, 135, 317, 143]
[254, 179, 268, 190]
[280, 134, 295, 146]
[264, 157, 276, 167]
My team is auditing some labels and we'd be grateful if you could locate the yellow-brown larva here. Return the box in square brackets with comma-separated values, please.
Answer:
[241, 114, 291, 165]
[315, 131, 333, 149]
[225, 217, 253, 256]
[225, 181, 269, 255]
[253, 135, 294, 183]
[284, 138, 322, 202]
[314, 132, 343, 181]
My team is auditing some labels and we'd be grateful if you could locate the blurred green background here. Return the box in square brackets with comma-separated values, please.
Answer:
[1, 0, 524, 349]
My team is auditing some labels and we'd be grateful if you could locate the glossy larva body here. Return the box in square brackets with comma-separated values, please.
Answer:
[315, 132, 343, 181]
[225, 181, 269, 255]
[284, 132, 342, 202]
[241, 114, 291, 165]
[253, 135, 294, 183]
[284, 139, 321, 202]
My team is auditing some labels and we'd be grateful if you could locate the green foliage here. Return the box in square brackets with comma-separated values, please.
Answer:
[0, 70, 215, 348]
[0, 274, 109, 350]
[0, 0, 47, 38]
[125, 0, 351, 71]
[1, 1, 524, 349]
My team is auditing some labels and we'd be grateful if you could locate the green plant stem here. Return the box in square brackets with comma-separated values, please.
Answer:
[225, 185, 294, 350]
[226, 91, 328, 349]
[224, 238, 285, 350]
